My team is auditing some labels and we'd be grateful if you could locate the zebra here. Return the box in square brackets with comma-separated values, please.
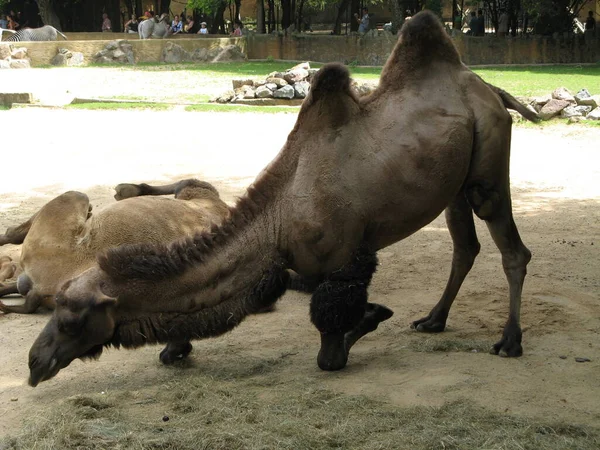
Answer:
[138, 14, 170, 39]
[2, 25, 67, 42]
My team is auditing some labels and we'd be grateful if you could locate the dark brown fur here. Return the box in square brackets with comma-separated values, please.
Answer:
[99, 176, 278, 282]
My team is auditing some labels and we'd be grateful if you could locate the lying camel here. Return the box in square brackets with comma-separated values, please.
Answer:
[28, 11, 538, 386]
[0, 179, 229, 316]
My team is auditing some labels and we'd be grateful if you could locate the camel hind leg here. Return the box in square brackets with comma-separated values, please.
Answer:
[114, 179, 218, 201]
[412, 191, 481, 332]
[464, 114, 531, 357]
[0, 212, 38, 246]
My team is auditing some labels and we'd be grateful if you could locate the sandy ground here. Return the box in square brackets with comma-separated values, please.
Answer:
[0, 107, 599, 439]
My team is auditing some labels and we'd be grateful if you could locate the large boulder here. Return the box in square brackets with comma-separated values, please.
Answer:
[255, 85, 274, 98]
[587, 107, 600, 120]
[9, 59, 30, 69]
[293, 81, 310, 99]
[0, 43, 11, 60]
[211, 45, 246, 62]
[539, 99, 570, 120]
[552, 87, 575, 103]
[283, 67, 309, 84]
[10, 47, 27, 60]
[273, 85, 295, 99]
[162, 42, 190, 63]
[232, 79, 254, 90]
[93, 40, 134, 65]
[51, 48, 85, 67]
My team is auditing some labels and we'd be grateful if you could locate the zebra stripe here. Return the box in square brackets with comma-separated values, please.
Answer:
[3, 25, 67, 42]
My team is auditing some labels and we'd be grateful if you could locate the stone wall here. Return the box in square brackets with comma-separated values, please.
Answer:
[8, 30, 600, 67]
[247, 31, 600, 66]
[21, 36, 246, 66]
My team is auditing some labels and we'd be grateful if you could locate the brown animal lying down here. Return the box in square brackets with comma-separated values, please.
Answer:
[27, 11, 539, 387]
[0, 179, 230, 316]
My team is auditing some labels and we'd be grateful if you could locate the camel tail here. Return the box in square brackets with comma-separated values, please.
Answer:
[57, 29, 68, 40]
[487, 82, 540, 123]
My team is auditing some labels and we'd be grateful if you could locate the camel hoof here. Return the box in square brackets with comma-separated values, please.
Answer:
[159, 342, 193, 365]
[114, 183, 143, 201]
[411, 315, 446, 333]
[491, 338, 523, 358]
[317, 333, 348, 371]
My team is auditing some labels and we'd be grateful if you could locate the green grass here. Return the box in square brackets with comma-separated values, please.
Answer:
[344, 64, 600, 97]
[472, 65, 600, 98]
[66, 102, 171, 111]
[185, 103, 300, 113]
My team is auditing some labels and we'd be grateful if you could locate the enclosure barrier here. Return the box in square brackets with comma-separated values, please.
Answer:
[5, 30, 599, 67]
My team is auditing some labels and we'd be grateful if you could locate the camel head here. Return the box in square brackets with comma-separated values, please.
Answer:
[28, 269, 117, 387]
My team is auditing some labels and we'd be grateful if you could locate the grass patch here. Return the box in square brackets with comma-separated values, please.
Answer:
[0, 105, 10, 111]
[185, 103, 300, 113]
[472, 65, 600, 98]
[3, 359, 599, 450]
[66, 102, 171, 111]
[408, 337, 491, 353]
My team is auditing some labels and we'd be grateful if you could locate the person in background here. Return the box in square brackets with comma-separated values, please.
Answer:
[0, 15, 8, 29]
[198, 21, 208, 34]
[184, 15, 195, 33]
[498, 9, 509, 37]
[585, 10, 596, 31]
[7, 14, 19, 30]
[355, 7, 369, 33]
[171, 14, 183, 34]
[124, 14, 139, 33]
[231, 21, 242, 36]
[476, 9, 485, 36]
[468, 11, 477, 35]
[101, 13, 111, 32]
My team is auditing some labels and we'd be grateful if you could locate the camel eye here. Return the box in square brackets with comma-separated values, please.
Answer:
[58, 317, 83, 336]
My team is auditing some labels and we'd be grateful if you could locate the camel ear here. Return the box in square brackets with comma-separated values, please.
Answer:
[96, 281, 118, 307]
[95, 294, 117, 307]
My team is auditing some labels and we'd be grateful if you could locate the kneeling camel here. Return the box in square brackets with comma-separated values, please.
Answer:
[28, 11, 537, 386]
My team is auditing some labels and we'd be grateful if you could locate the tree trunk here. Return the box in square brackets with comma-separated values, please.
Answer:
[350, 0, 359, 32]
[267, 0, 275, 33]
[388, 0, 404, 34]
[235, 0, 241, 23]
[35, 0, 62, 29]
[212, 2, 227, 34]
[281, 0, 292, 30]
[257, 0, 265, 33]
[295, 0, 304, 30]
[333, 0, 351, 34]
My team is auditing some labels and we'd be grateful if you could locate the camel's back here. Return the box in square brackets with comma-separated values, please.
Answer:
[86, 196, 226, 251]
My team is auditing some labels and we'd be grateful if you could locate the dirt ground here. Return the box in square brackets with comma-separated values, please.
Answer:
[0, 105, 599, 441]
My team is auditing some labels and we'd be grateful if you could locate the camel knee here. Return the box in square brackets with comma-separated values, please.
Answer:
[17, 273, 33, 296]
[310, 281, 368, 334]
[453, 240, 481, 272]
[502, 245, 531, 276]
[465, 183, 504, 221]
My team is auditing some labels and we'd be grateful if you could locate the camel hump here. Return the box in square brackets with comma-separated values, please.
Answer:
[396, 10, 461, 65]
[310, 63, 352, 98]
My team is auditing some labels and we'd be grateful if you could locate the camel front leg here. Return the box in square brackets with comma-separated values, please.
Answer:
[0, 291, 43, 314]
[114, 179, 208, 200]
[310, 246, 379, 371]
[0, 212, 38, 246]
[412, 192, 480, 332]
[0, 282, 19, 298]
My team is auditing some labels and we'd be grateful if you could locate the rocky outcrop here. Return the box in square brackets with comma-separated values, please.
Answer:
[93, 40, 134, 65]
[161, 42, 246, 63]
[50, 48, 85, 67]
[531, 87, 600, 121]
[215, 62, 378, 105]
[0, 43, 31, 69]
